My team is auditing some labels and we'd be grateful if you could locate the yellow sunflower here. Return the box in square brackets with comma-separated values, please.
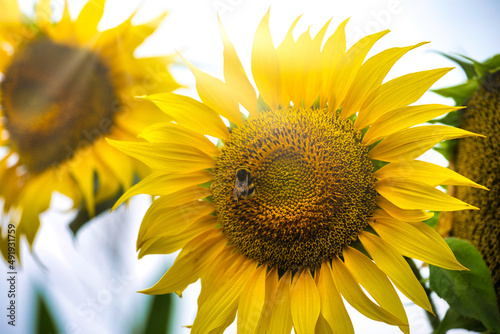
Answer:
[0, 0, 178, 261]
[111, 12, 485, 333]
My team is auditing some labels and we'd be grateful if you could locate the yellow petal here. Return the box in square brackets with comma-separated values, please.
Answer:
[113, 170, 212, 210]
[327, 30, 389, 112]
[192, 258, 254, 334]
[355, 68, 452, 130]
[290, 269, 320, 334]
[376, 178, 478, 211]
[35, 0, 52, 31]
[140, 230, 226, 295]
[363, 105, 463, 145]
[276, 15, 302, 107]
[375, 160, 487, 189]
[315, 314, 334, 334]
[369, 125, 483, 162]
[342, 42, 428, 119]
[75, 0, 105, 42]
[69, 153, 96, 216]
[180, 53, 243, 126]
[122, 12, 167, 53]
[138, 215, 216, 257]
[375, 197, 434, 223]
[266, 270, 293, 334]
[0, 0, 21, 24]
[139, 122, 219, 157]
[251, 9, 281, 110]
[317, 263, 354, 334]
[143, 93, 229, 140]
[319, 18, 349, 108]
[237, 264, 267, 333]
[219, 17, 258, 118]
[330, 257, 404, 326]
[343, 246, 409, 333]
[370, 218, 467, 270]
[358, 231, 434, 313]
[107, 140, 215, 173]
[137, 199, 214, 248]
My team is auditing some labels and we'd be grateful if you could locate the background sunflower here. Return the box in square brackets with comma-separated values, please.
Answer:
[0, 0, 178, 261]
[1, 1, 500, 334]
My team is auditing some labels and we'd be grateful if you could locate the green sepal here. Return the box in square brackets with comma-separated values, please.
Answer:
[483, 53, 500, 70]
[432, 80, 478, 106]
[436, 52, 477, 80]
[429, 238, 500, 333]
[257, 95, 270, 113]
[423, 211, 439, 228]
[461, 55, 490, 78]
[427, 110, 462, 127]
[433, 308, 487, 334]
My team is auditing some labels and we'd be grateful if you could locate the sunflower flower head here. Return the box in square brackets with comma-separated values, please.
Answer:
[112, 11, 485, 333]
[434, 53, 500, 306]
[0, 0, 178, 261]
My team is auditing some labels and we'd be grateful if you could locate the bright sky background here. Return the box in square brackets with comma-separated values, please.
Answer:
[1, 0, 500, 333]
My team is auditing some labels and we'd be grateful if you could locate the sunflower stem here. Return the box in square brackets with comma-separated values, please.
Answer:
[405, 257, 441, 331]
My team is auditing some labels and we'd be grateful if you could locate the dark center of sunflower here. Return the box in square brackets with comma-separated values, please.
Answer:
[213, 108, 377, 270]
[1, 37, 119, 173]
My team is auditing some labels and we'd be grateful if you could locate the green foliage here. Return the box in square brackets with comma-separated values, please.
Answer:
[143, 294, 173, 334]
[429, 238, 500, 333]
[36, 293, 60, 334]
[432, 81, 478, 106]
[423, 212, 439, 229]
[427, 110, 462, 127]
[434, 308, 486, 334]
[436, 52, 477, 80]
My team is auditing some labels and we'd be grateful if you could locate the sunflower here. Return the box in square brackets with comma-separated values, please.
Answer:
[0, 0, 178, 261]
[111, 12, 485, 333]
[434, 53, 500, 306]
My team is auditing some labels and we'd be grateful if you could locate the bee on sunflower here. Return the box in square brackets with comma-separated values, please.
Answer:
[433, 53, 500, 308]
[111, 11, 485, 333]
[0, 0, 178, 262]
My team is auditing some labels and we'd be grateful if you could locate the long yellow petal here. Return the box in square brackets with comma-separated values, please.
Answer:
[342, 42, 428, 119]
[94, 139, 134, 191]
[35, 0, 52, 32]
[138, 215, 216, 258]
[330, 257, 404, 326]
[237, 264, 267, 333]
[363, 105, 463, 145]
[138, 122, 219, 157]
[219, 18, 258, 117]
[139, 230, 226, 295]
[267, 270, 293, 334]
[137, 199, 214, 248]
[327, 30, 389, 112]
[370, 218, 467, 270]
[276, 15, 301, 107]
[107, 140, 215, 173]
[252, 9, 281, 110]
[180, 53, 243, 126]
[375, 160, 487, 189]
[290, 269, 320, 334]
[317, 263, 354, 334]
[319, 18, 349, 108]
[143, 93, 229, 140]
[355, 68, 452, 130]
[375, 197, 434, 223]
[343, 246, 409, 333]
[69, 153, 96, 216]
[376, 178, 478, 211]
[369, 125, 483, 162]
[358, 231, 433, 313]
[113, 170, 212, 210]
[0, 0, 21, 25]
[121, 12, 167, 53]
[75, 0, 105, 42]
[192, 259, 255, 334]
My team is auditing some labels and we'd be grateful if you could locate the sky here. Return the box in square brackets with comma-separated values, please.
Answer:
[1, 0, 500, 333]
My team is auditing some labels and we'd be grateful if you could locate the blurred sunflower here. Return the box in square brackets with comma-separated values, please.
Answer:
[0, 0, 178, 261]
[111, 12, 485, 333]
[434, 53, 500, 306]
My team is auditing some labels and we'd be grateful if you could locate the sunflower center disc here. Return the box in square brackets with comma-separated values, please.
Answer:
[213, 108, 377, 270]
[1, 37, 119, 173]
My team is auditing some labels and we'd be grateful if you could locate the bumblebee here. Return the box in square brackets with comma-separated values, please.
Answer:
[233, 168, 255, 201]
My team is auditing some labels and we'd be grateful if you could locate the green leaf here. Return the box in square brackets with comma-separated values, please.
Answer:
[432, 80, 478, 106]
[429, 238, 500, 333]
[435, 52, 477, 80]
[143, 294, 174, 334]
[423, 212, 439, 229]
[483, 54, 500, 71]
[460, 55, 490, 78]
[434, 308, 486, 334]
[36, 292, 60, 334]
